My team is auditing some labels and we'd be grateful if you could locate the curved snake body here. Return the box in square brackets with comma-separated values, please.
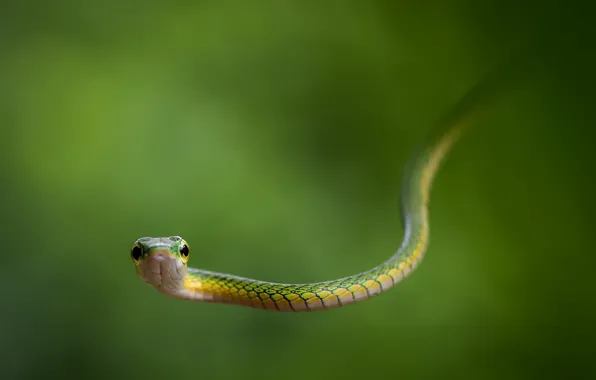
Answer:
[131, 60, 516, 311]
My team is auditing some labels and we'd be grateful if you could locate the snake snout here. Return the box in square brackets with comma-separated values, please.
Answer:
[151, 253, 168, 261]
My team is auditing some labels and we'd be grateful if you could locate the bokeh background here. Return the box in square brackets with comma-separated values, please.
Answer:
[2, 1, 595, 379]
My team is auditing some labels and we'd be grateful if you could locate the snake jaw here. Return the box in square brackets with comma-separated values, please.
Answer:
[138, 252, 187, 295]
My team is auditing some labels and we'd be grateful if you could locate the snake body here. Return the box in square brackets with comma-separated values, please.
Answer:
[131, 62, 509, 311]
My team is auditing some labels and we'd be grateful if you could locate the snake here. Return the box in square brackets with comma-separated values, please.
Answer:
[130, 55, 528, 312]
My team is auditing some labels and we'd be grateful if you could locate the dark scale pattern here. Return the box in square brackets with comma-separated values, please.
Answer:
[186, 234, 427, 312]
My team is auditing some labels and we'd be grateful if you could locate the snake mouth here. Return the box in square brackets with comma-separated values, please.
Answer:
[139, 253, 186, 293]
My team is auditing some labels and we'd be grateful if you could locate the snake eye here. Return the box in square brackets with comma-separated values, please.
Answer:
[180, 244, 189, 258]
[131, 244, 143, 262]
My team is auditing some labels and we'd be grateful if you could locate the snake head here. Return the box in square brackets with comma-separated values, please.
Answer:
[130, 236, 190, 294]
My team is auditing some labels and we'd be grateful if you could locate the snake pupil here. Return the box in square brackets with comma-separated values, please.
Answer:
[131, 245, 142, 261]
[180, 244, 189, 257]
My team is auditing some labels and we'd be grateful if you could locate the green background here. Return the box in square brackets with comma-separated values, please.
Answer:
[2, 1, 595, 379]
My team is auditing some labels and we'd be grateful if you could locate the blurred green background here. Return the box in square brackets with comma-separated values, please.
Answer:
[2, 1, 595, 379]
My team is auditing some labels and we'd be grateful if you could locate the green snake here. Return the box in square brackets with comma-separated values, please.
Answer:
[130, 58, 520, 312]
